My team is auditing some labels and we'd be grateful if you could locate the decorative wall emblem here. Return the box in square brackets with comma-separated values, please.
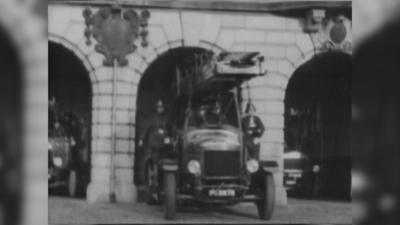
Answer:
[330, 19, 347, 44]
[305, 10, 352, 54]
[83, 4, 150, 66]
[321, 16, 352, 53]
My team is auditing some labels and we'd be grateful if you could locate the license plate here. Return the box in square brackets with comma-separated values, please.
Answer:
[289, 173, 302, 178]
[285, 180, 296, 185]
[209, 189, 235, 197]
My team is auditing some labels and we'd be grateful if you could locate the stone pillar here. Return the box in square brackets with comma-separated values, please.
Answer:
[242, 75, 288, 206]
[87, 67, 138, 203]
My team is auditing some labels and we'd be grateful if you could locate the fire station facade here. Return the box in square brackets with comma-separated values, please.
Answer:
[48, 0, 352, 205]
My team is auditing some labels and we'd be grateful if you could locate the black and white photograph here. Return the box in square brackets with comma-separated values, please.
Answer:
[47, 0, 352, 224]
[6, 0, 400, 225]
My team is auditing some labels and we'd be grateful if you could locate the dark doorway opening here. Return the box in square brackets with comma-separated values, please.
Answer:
[284, 52, 351, 198]
[134, 47, 212, 186]
[49, 41, 92, 197]
[0, 26, 23, 225]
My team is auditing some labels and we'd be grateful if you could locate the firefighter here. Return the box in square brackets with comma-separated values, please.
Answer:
[197, 97, 226, 126]
[50, 121, 67, 138]
[242, 102, 265, 160]
[138, 99, 171, 203]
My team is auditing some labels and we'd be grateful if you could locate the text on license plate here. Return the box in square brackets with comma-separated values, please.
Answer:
[209, 189, 235, 197]
[285, 180, 296, 185]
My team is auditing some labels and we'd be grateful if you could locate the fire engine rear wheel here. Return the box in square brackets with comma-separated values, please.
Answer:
[257, 173, 275, 220]
[164, 172, 176, 220]
[68, 170, 77, 197]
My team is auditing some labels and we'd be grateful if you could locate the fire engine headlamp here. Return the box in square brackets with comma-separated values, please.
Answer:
[246, 159, 259, 173]
[187, 160, 201, 175]
[164, 137, 171, 144]
[53, 157, 63, 167]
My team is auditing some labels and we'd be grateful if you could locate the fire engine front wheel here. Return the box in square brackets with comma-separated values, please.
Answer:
[68, 170, 77, 198]
[163, 172, 176, 220]
[256, 173, 275, 220]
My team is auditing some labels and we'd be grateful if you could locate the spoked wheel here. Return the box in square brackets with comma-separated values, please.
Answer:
[68, 169, 77, 198]
[256, 173, 275, 220]
[163, 171, 176, 220]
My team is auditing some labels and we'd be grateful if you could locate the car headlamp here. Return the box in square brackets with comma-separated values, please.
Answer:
[187, 160, 201, 175]
[164, 137, 171, 144]
[70, 138, 76, 147]
[48, 142, 53, 151]
[313, 164, 320, 173]
[53, 157, 63, 167]
[246, 159, 259, 173]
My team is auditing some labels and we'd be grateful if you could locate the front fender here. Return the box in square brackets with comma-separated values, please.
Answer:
[260, 160, 279, 174]
[161, 159, 178, 172]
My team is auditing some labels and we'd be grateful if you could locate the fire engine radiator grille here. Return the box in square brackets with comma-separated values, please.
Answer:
[203, 151, 240, 177]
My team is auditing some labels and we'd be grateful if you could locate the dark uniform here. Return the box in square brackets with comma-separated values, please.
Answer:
[242, 104, 265, 160]
[140, 113, 170, 163]
[196, 101, 227, 126]
[138, 100, 170, 202]
[50, 123, 67, 138]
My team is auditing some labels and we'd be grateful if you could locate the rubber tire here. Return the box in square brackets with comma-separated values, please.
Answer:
[164, 172, 176, 220]
[257, 173, 275, 220]
[68, 170, 77, 198]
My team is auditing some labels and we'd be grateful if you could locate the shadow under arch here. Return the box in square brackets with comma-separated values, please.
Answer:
[134, 47, 214, 186]
[284, 51, 351, 198]
[49, 41, 93, 197]
[0, 23, 23, 225]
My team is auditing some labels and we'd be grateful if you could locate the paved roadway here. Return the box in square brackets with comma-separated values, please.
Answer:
[49, 196, 351, 224]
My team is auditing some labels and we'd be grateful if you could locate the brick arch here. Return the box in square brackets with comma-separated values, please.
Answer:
[48, 34, 97, 189]
[129, 39, 227, 126]
[286, 49, 352, 91]
[49, 34, 97, 83]
[132, 38, 227, 76]
[283, 48, 316, 90]
[132, 39, 226, 104]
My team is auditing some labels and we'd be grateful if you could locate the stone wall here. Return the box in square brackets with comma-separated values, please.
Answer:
[48, 4, 352, 205]
[0, 1, 47, 225]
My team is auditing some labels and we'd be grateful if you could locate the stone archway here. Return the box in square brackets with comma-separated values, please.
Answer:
[133, 46, 215, 188]
[49, 34, 96, 80]
[49, 40, 93, 197]
[48, 4, 341, 205]
[48, 5, 230, 201]
[48, 32, 139, 203]
[284, 51, 352, 198]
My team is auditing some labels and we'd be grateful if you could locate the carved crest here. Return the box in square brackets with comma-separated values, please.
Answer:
[305, 11, 352, 54]
[320, 15, 352, 53]
[83, 4, 150, 66]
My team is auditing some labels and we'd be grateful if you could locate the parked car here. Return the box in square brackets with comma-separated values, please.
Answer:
[283, 150, 307, 190]
[48, 135, 87, 197]
[284, 150, 324, 198]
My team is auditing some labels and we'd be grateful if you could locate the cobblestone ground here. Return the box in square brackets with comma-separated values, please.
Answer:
[49, 196, 351, 224]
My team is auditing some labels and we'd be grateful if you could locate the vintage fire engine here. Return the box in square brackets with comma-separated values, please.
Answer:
[145, 52, 278, 220]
